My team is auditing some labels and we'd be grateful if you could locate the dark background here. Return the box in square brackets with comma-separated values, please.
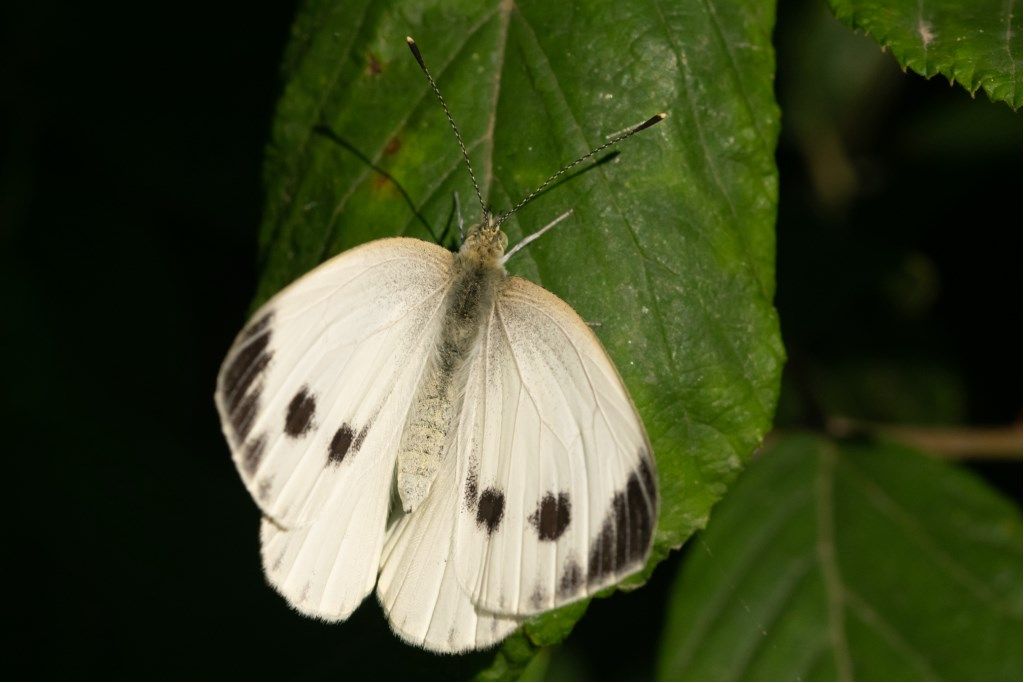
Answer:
[3, 0, 1019, 679]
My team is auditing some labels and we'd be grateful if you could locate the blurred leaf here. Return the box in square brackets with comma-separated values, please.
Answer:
[825, 0, 1023, 108]
[657, 434, 1022, 680]
[475, 601, 589, 680]
[258, 0, 782, 672]
[813, 357, 967, 424]
[775, 0, 902, 211]
[476, 632, 536, 681]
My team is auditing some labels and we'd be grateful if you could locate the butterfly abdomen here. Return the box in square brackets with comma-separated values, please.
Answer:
[396, 250, 503, 513]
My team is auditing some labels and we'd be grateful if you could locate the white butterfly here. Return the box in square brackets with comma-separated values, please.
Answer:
[215, 37, 663, 653]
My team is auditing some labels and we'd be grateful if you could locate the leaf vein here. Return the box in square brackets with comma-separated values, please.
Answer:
[844, 588, 940, 679]
[316, 6, 503, 261]
[841, 455, 1013, 614]
[815, 443, 853, 679]
[667, 490, 812, 674]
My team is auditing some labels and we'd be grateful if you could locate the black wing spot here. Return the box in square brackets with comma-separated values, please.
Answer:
[464, 470, 479, 508]
[638, 453, 657, 498]
[257, 478, 273, 501]
[242, 434, 267, 476]
[476, 487, 505, 534]
[242, 312, 274, 340]
[223, 314, 274, 414]
[626, 472, 653, 560]
[529, 492, 572, 541]
[225, 352, 272, 415]
[328, 424, 355, 464]
[614, 482, 630, 569]
[329, 421, 370, 466]
[587, 468, 654, 585]
[222, 316, 273, 439]
[271, 549, 285, 572]
[558, 559, 583, 598]
[353, 422, 371, 452]
[284, 386, 316, 437]
[230, 385, 262, 442]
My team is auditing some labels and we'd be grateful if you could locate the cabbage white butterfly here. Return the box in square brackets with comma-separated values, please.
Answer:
[216, 37, 665, 653]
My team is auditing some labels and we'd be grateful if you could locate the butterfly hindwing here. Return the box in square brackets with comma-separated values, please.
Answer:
[215, 238, 453, 529]
[259, 455, 391, 621]
[453, 276, 658, 615]
[376, 424, 522, 653]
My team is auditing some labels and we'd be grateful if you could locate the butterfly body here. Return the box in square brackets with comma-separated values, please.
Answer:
[397, 217, 506, 512]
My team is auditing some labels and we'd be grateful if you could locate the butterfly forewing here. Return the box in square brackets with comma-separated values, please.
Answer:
[453, 276, 658, 615]
[256, 304, 456, 620]
[215, 238, 452, 527]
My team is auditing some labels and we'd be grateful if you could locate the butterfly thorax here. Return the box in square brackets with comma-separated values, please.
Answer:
[395, 221, 506, 513]
[458, 212, 508, 266]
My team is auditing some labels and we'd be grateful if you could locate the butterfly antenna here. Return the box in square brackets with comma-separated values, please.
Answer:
[406, 36, 487, 220]
[496, 112, 668, 225]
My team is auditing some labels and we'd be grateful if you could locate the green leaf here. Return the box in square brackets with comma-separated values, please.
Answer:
[657, 434, 1023, 680]
[257, 0, 782, 671]
[825, 0, 1023, 108]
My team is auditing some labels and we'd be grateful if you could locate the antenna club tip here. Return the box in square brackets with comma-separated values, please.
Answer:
[633, 112, 669, 133]
[406, 36, 426, 69]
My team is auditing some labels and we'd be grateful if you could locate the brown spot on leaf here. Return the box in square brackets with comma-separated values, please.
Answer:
[382, 135, 401, 154]
[366, 52, 383, 75]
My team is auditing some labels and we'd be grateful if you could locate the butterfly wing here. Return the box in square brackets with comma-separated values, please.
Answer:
[216, 237, 453, 620]
[376, 425, 522, 653]
[216, 237, 452, 528]
[259, 471, 386, 621]
[453, 275, 658, 615]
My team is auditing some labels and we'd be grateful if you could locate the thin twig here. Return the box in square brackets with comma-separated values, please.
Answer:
[824, 417, 1022, 460]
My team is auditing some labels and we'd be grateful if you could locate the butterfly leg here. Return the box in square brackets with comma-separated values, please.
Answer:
[454, 191, 465, 242]
[436, 192, 464, 248]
